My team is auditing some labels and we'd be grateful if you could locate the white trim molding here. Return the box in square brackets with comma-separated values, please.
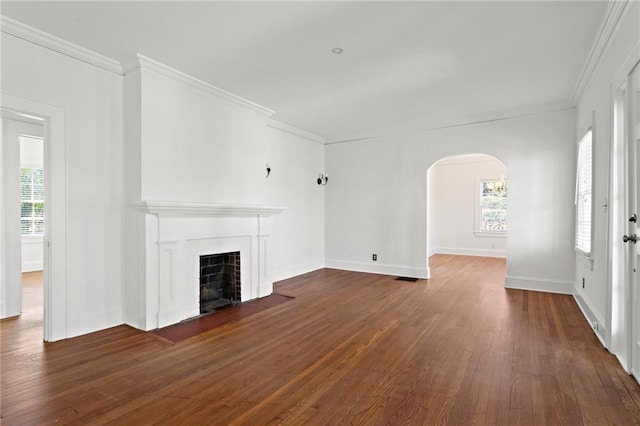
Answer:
[325, 259, 430, 280]
[570, 0, 632, 105]
[573, 287, 606, 347]
[634, 344, 640, 385]
[504, 275, 574, 295]
[1, 15, 123, 75]
[432, 247, 506, 258]
[68, 308, 123, 339]
[273, 261, 325, 283]
[133, 201, 285, 218]
[124, 54, 275, 117]
[266, 120, 326, 145]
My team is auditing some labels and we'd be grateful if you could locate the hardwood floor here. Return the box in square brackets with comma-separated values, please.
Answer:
[2, 255, 640, 424]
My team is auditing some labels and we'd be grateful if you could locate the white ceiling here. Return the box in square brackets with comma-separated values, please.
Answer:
[1, 1, 608, 143]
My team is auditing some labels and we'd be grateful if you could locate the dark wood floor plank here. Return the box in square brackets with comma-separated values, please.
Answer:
[2, 256, 640, 425]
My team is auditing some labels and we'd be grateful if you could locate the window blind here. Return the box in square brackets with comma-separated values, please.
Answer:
[575, 130, 592, 255]
[19, 135, 45, 236]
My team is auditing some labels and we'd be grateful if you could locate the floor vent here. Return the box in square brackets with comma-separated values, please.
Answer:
[395, 276, 419, 282]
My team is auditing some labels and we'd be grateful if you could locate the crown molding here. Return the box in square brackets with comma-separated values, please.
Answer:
[266, 119, 326, 144]
[326, 105, 574, 146]
[125, 54, 275, 117]
[133, 201, 285, 217]
[0, 15, 123, 75]
[570, 0, 631, 106]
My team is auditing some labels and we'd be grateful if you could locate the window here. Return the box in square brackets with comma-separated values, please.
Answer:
[19, 134, 45, 237]
[478, 178, 507, 232]
[575, 129, 593, 256]
[20, 167, 44, 236]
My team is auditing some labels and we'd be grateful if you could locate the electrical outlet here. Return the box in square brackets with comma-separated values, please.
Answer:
[592, 321, 599, 331]
[372, 254, 377, 261]
[582, 278, 585, 288]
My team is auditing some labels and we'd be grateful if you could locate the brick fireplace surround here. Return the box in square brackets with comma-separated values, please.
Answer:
[199, 251, 241, 313]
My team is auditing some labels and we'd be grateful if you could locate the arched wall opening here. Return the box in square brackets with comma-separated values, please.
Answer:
[325, 109, 575, 292]
[426, 153, 508, 278]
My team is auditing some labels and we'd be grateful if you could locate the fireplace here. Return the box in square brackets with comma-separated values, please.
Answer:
[200, 252, 241, 313]
[129, 200, 284, 330]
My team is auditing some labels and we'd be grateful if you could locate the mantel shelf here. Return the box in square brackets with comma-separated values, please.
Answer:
[133, 201, 286, 217]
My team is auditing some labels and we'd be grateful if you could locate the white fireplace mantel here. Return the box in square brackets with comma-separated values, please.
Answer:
[133, 200, 286, 217]
[129, 200, 285, 331]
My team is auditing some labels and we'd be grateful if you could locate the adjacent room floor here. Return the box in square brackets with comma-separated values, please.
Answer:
[2, 255, 640, 424]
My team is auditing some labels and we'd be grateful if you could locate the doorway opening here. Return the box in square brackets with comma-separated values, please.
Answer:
[427, 153, 508, 262]
[1, 110, 46, 340]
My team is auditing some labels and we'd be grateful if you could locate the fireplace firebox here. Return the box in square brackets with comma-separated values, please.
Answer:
[199, 252, 241, 313]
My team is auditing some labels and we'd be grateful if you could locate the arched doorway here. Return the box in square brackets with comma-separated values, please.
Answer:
[427, 153, 507, 265]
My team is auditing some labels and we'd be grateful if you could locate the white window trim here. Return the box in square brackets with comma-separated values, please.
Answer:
[475, 176, 507, 236]
[575, 121, 595, 270]
[473, 231, 507, 238]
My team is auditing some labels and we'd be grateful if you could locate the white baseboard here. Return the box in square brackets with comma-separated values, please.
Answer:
[432, 247, 506, 258]
[633, 343, 640, 385]
[573, 287, 606, 347]
[67, 309, 123, 339]
[504, 275, 574, 294]
[273, 261, 325, 283]
[325, 259, 430, 279]
[0, 300, 20, 319]
[157, 307, 192, 330]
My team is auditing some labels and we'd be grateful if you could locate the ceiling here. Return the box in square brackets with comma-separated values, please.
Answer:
[1, 1, 608, 143]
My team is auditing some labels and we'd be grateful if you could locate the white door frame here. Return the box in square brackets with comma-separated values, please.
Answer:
[629, 59, 640, 383]
[1, 93, 67, 342]
[607, 42, 640, 376]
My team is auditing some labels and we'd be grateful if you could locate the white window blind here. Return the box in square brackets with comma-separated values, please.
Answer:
[20, 167, 44, 236]
[19, 135, 45, 237]
[575, 130, 592, 255]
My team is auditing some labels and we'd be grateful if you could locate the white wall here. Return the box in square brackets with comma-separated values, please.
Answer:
[1, 24, 326, 335]
[326, 109, 576, 290]
[1, 119, 23, 318]
[265, 125, 325, 281]
[21, 238, 43, 272]
[1, 32, 124, 337]
[428, 154, 507, 258]
[574, 2, 639, 346]
[123, 61, 273, 329]
[426, 166, 437, 258]
[123, 58, 326, 329]
[139, 69, 270, 204]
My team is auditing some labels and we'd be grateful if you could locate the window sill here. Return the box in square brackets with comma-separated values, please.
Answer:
[576, 251, 594, 271]
[474, 231, 507, 238]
